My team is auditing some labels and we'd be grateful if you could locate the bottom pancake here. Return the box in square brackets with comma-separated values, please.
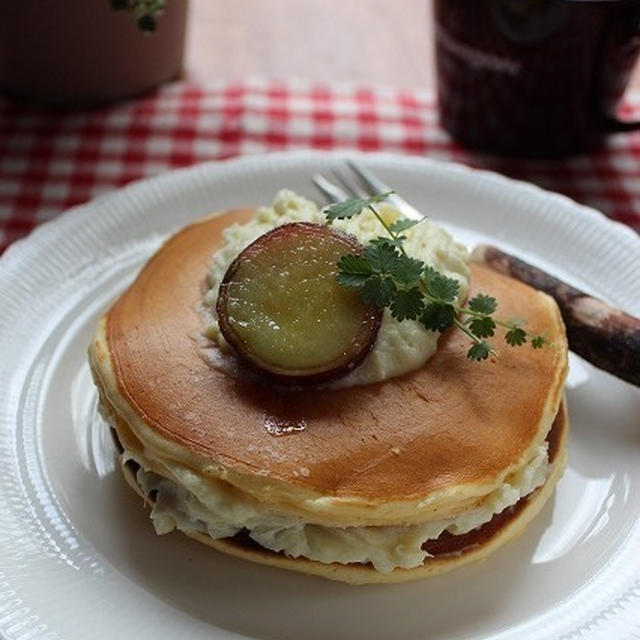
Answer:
[116, 401, 568, 585]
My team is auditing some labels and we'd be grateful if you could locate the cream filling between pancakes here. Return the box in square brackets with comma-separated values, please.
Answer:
[125, 442, 550, 574]
[201, 190, 470, 387]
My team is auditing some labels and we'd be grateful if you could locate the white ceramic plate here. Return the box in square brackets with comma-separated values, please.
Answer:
[1, 151, 639, 640]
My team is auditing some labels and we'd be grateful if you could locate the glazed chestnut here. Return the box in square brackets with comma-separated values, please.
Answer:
[216, 223, 381, 384]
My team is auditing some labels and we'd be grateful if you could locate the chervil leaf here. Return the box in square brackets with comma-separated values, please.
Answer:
[324, 198, 368, 223]
[367, 191, 394, 204]
[337, 253, 372, 275]
[420, 302, 456, 332]
[389, 218, 420, 234]
[467, 294, 497, 315]
[423, 265, 438, 281]
[336, 272, 370, 288]
[390, 287, 423, 321]
[388, 253, 424, 286]
[531, 335, 545, 349]
[467, 341, 492, 361]
[369, 236, 405, 250]
[505, 327, 527, 346]
[468, 316, 496, 338]
[324, 192, 394, 223]
[361, 276, 396, 308]
[423, 266, 460, 302]
[324, 192, 553, 365]
[336, 253, 373, 288]
[364, 243, 399, 274]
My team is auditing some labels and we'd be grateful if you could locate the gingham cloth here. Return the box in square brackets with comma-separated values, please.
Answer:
[1, 79, 639, 254]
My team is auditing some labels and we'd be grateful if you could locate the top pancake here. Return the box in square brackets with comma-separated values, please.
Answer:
[92, 210, 568, 526]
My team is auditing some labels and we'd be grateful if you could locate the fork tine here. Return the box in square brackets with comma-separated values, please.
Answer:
[313, 162, 425, 222]
[311, 173, 349, 203]
[346, 159, 425, 221]
[331, 169, 368, 199]
[345, 159, 393, 195]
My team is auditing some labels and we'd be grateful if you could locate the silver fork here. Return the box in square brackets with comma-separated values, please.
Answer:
[311, 159, 424, 221]
[313, 162, 640, 387]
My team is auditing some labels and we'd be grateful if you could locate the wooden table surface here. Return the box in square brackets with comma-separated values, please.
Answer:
[184, 0, 640, 90]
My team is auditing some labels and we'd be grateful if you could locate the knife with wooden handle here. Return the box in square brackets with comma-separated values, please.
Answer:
[471, 245, 640, 387]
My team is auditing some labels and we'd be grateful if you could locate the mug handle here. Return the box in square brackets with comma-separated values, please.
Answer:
[600, 115, 640, 133]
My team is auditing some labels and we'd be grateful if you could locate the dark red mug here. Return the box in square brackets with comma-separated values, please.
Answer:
[434, 0, 640, 157]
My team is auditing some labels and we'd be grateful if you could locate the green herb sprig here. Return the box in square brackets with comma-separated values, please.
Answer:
[110, 0, 166, 32]
[325, 193, 551, 361]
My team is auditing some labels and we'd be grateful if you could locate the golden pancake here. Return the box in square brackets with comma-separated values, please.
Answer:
[115, 400, 567, 584]
[89, 209, 568, 582]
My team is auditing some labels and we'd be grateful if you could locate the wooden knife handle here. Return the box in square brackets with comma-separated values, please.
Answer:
[471, 245, 640, 387]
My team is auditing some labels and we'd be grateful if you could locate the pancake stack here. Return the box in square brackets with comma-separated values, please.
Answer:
[89, 209, 568, 584]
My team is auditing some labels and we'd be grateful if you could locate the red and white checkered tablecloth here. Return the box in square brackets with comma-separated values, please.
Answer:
[1, 79, 639, 254]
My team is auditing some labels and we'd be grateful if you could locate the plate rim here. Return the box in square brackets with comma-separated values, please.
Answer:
[0, 150, 639, 640]
[2, 149, 639, 268]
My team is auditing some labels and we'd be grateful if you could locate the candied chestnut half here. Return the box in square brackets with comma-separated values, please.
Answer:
[216, 222, 381, 384]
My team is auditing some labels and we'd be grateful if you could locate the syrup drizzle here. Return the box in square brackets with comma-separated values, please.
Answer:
[264, 415, 307, 436]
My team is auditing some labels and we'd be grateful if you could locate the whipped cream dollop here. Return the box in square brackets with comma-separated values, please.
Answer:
[129, 443, 550, 574]
[202, 190, 470, 386]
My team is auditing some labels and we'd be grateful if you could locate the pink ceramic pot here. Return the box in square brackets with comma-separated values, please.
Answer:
[0, 0, 188, 106]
